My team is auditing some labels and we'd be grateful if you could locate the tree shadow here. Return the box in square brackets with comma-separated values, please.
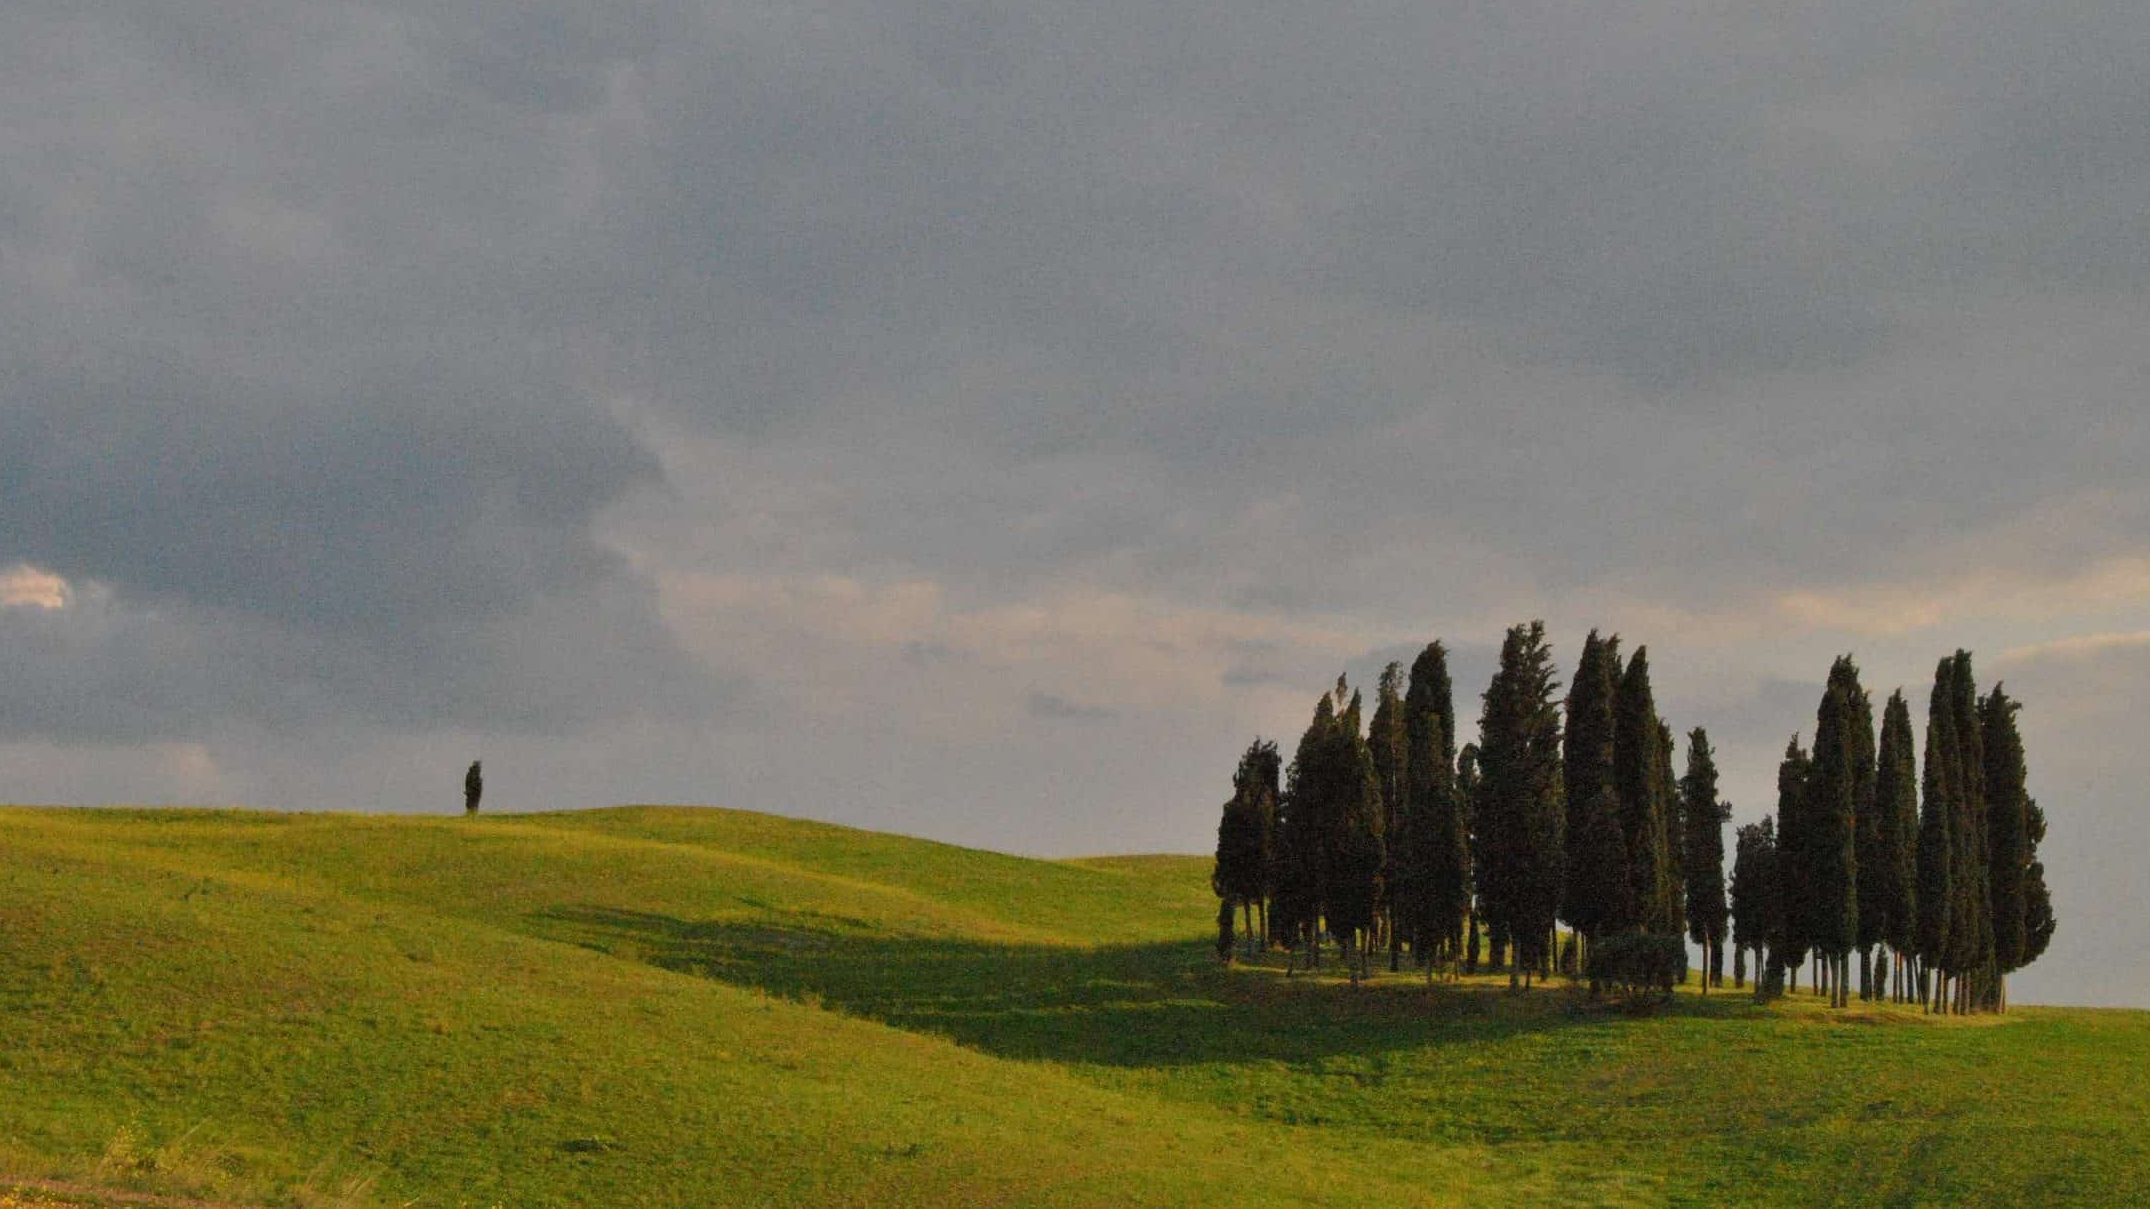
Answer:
[527, 904, 1738, 1068]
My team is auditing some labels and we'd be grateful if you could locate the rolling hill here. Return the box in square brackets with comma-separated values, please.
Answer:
[1, 805, 2143, 1207]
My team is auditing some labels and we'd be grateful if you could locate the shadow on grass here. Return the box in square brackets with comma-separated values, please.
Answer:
[527, 905, 1744, 1068]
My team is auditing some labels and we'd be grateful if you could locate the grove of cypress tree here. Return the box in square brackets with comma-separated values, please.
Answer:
[1562, 632, 1626, 946]
[1874, 692, 1920, 1002]
[1679, 728, 1730, 991]
[1476, 622, 1565, 989]
[1614, 649, 1677, 934]
[1915, 662, 1956, 1011]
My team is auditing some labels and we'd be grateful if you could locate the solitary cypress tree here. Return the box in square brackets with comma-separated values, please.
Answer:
[464, 761, 483, 816]
[1476, 622, 1565, 989]
[1729, 816, 1779, 993]
[1679, 728, 1730, 991]
[1806, 660, 1865, 1007]
[1562, 632, 1626, 948]
[1874, 692, 1920, 1001]
[1614, 649, 1677, 934]
[1394, 642, 1469, 976]
[1915, 661, 1957, 1011]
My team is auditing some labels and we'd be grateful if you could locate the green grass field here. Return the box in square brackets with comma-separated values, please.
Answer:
[2, 805, 2144, 1207]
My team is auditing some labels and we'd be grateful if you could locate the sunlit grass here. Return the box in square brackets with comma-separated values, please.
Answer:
[1, 805, 2143, 1206]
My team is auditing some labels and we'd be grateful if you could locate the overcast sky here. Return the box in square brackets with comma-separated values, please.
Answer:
[4, 2, 2146, 1006]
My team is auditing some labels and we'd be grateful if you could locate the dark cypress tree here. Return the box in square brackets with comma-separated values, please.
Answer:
[1874, 692, 1920, 1001]
[1729, 816, 1779, 993]
[1394, 642, 1469, 978]
[1915, 661, 1956, 1011]
[1476, 622, 1565, 989]
[1614, 648, 1676, 934]
[1982, 684, 2052, 1010]
[2021, 797, 2056, 974]
[1679, 728, 1731, 991]
[1562, 632, 1626, 951]
[1772, 737, 1813, 993]
[1944, 652, 1991, 1011]
[1457, 742, 1483, 974]
[1806, 659, 1866, 1007]
[1368, 663, 1410, 969]
[464, 760, 483, 816]
[1212, 739, 1279, 957]
[1657, 720, 1685, 938]
[1328, 709, 1387, 983]
[1271, 695, 1337, 966]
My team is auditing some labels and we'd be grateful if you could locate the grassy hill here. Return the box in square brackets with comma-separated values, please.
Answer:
[1, 806, 2144, 1207]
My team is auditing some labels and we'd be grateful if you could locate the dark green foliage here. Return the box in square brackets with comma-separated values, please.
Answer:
[1369, 663, 1410, 860]
[1585, 932, 1688, 1001]
[1805, 659, 1866, 996]
[1915, 664, 1956, 975]
[1270, 695, 1337, 952]
[1944, 652, 1991, 982]
[1562, 631, 1624, 939]
[1982, 685, 2029, 974]
[1729, 816, 1780, 965]
[1613, 648, 1676, 933]
[1657, 720, 1684, 936]
[1772, 738, 1813, 973]
[1874, 692, 1920, 960]
[1678, 728, 1730, 979]
[1393, 642, 1469, 965]
[1476, 622, 1565, 984]
[1212, 739, 1278, 926]
[1327, 718, 1388, 968]
[464, 760, 483, 816]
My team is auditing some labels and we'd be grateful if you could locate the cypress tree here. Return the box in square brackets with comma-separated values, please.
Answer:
[1394, 642, 1469, 978]
[1729, 816, 1779, 993]
[1211, 739, 1279, 958]
[1657, 720, 1685, 938]
[1368, 664, 1410, 969]
[1806, 659, 1865, 1007]
[1271, 694, 1337, 966]
[1915, 661, 1956, 1011]
[1944, 652, 1991, 1010]
[464, 760, 483, 816]
[1476, 622, 1566, 989]
[1772, 737, 1813, 993]
[1562, 632, 1626, 948]
[1679, 728, 1730, 991]
[1457, 742, 1483, 974]
[1614, 649, 1677, 934]
[1874, 692, 1920, 1002]
[1329, 710, 1387, 983]
[1982, 685, 2054, 1008]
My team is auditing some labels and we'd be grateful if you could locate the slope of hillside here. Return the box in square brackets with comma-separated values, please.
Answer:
[1, 805, 2143, 1207]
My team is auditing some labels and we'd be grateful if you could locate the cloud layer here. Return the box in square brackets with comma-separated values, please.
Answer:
[4, 1, 2148, 1004]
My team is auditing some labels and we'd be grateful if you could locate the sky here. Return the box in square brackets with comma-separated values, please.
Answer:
[2, 2, 2146, 1006]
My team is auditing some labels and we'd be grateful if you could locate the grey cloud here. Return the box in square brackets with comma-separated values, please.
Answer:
[1026, 692, 1116, 722]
